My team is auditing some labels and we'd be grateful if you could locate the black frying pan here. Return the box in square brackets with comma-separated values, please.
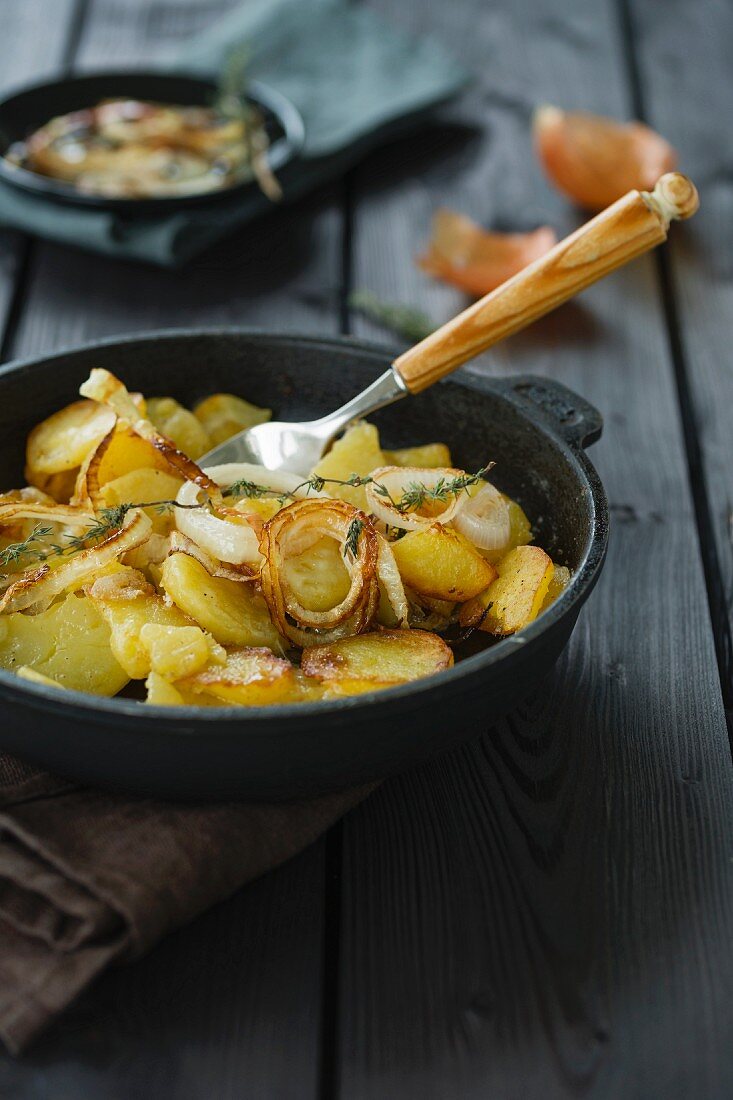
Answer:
[0, 71, 305, 212]
[0, 331, 608, 800]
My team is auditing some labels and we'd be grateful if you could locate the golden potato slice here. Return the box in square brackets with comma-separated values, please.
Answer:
[383, 442, 452, 469]
[301, 628, 453, 696]
[541, 564, 571, 610]
[460, 545, 554, 636]
[89, 586, 195, 678]
[391, 524, 497, 602]
[281, 536, 351, 613]
[145, 670, 224, 707]
[26, 399, 116, 477]
[161, 551, 283, 650]
[0, 593, 129, 695]
[139, 622, 223, 680]
[182, 646, 298, 705]
[17, 666, 66, 689]
[74, 424, 176, 508]
[193, 393, 272, 446]
[311, 422, 384, 511]
[147, 397, 212, 460]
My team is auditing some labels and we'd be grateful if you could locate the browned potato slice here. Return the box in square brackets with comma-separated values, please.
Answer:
[383, 442, 452, 469]
[28, 470, 79, 504]
[460, 545, 554, 636]
[26, 399, 116, 477]
[182, 647, 298, 705]
[193, 393, 271, 446]
[147, 397, 211, 460]
[281, 536, 351, 613]
[541, 564, 571, 610]
[99, 467, 185, 532]
[161, 551, 283, 650]
[301, 628, 453, 696]
[311, 422, 384, 510]
[391, 524, 497, 601]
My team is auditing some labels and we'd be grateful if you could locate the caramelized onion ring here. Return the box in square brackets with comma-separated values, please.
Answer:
[203, 463, 327, 501]
[259, 498, 379, 647]
[376, 535, 409, 627]
[365, 465, 469, 531]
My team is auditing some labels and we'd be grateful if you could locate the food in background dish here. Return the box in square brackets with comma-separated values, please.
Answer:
[0, 370, 570, 705]
[4, 97, 278, 199]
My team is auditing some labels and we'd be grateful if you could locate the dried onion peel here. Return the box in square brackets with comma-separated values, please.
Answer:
[417, 208, 557, 296]
[533, 105, 677, 212]
[259, 498, 380, 647]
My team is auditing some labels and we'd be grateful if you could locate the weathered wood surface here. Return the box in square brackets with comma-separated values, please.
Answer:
[340, 0, 733, 1096]
[0, 0, 731, 1097]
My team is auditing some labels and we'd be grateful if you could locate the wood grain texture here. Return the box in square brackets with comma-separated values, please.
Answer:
[337, 0, 733, 1096]
[0, 0, 340, 1095]
[0, 0, 79, 352]
[394, 180, 687, 391]
[625, 0, 733, 709]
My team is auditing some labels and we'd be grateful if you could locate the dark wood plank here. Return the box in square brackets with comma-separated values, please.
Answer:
[336, 1, 733, 1096]
[0, 0, 344, 1094]
[0, 0, 79, 349]
[625, 0, 733, 711]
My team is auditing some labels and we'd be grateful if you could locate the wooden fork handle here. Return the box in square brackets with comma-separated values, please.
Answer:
[393, 172, 699, 393]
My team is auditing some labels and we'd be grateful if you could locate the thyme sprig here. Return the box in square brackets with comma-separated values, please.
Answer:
[225, 465, 494, 516]
[0, 524, 55, 569]
[0, 499, 204, 575]
[348, 290, 434, 344]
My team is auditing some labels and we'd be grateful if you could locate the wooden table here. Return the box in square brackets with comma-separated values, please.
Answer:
[0, 0, 731, 1095]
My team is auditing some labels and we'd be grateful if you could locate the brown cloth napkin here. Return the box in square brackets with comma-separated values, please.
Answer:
[0, 752, 369, 1055]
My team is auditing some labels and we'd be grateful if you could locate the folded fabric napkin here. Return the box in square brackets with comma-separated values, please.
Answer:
[0, 752, 371, 1054]
[0, 0, 467, 266]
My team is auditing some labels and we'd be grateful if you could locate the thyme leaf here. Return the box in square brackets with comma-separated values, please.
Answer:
[348, 290, 433, 343]
[343, 517, 364, 560]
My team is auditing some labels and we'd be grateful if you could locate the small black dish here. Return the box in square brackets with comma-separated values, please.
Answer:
[0, 330, 608, 801]
[0, 70, 305, 212]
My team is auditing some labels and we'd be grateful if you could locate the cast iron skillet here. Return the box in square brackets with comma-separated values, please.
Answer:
[0, 71, 305, 211]
[0, 331, 608, 800]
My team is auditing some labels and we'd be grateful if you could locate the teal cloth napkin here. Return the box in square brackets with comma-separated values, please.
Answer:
[0, 0, 467, 267]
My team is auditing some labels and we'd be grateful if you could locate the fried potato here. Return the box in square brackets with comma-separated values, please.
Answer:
[89, 584, 196, 678]
[391, 523, 497, 602]
[301, 628, 453, 696]
[182, 646, 298, 705]
[281, 536, 351, 613]
[383, 442, 452, 469]
[541, 564, 571, 610]
[193, 393, 272, 446]
[161, 551, 283, 649]
[139, 622, 224, 680]
[311, 422, 384, 511]
[28, 469, 80, 504]
[147, 397, 212, 460]
[26, 399, 116, 478]
[145, 670, 224, 707]
[0, 593, 129, 695]
[74, 424, 177, 507]
[460, 545, 554, 636]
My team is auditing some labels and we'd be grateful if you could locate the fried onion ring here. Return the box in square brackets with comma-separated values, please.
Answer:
[259, 498, 380, 647]
[365, 465, 470, 531]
